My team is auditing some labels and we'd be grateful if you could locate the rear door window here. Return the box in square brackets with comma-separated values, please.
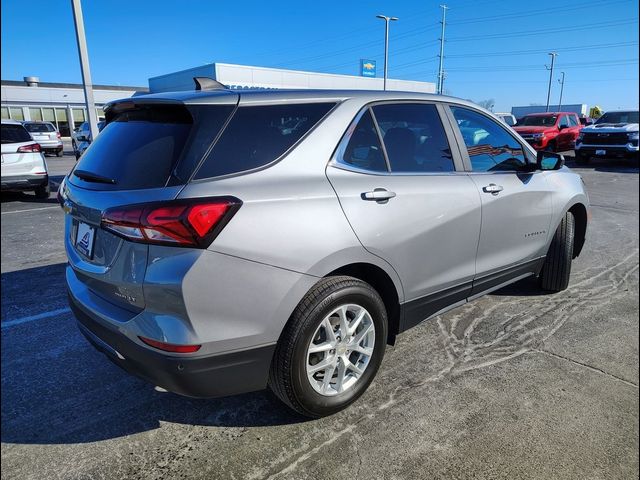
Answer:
[194, 103, 335, 179]
[25, 123, 55, 133]
[337, 109, 388, 172]
[372, 103, 454, 173]
[1, 124, 32, 144]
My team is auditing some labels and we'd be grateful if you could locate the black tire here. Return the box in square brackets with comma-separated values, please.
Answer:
[540, 211, 575, 292]
[269, 276, 388, 418]
[546, 140, 557, 152]
[56, 150, 63, 157]
[575, 153, 589, 165]
[34, 183, 50, 199]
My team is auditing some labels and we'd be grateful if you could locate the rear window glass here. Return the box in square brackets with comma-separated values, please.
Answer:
[194, 103, 335, 179]
[1, 124, 32, 144]
[73, 105, 194, 190]
[24, 123, 55, 133]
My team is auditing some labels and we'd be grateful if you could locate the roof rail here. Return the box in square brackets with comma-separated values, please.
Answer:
[193, 77, 227, 91]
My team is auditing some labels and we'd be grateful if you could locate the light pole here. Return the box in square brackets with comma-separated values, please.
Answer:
[376, 14, 398, 91]
[437, 4, 449, 95]
[558, 72, 565, 110]
[545, 52, 558, 112]
[71, 0, 99, 141]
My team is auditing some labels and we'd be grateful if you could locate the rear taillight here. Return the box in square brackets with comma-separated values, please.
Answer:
[17, 143, 41, 153]
[139, 336, 201, 353]
[56, 132, 61, 139]
[101, 197, 241, 248]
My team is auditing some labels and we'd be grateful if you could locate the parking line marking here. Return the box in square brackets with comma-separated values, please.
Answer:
[1, 206, 60, 215]
[1, 307, 71, 329]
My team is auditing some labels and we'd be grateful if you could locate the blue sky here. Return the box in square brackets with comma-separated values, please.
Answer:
[2, 0, 638, 112]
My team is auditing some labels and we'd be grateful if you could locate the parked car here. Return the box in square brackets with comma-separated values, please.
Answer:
[495, 112, 517, 127]
[1, 119, 50, 198]
[513, 112, 582, 152]
[575, 110, 639, 164]
[60, 87, 589, 417]
[22, 121, 63, 156]
[72, 121, 105, 156]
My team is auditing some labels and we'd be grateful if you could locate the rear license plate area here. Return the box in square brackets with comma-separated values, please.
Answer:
[75, 221, 96, 258]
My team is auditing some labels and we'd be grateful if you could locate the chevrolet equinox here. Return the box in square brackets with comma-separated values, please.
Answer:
[61, 80, 589, 417]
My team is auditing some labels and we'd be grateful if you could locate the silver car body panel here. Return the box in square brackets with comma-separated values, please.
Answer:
[62, 89, 590, 397]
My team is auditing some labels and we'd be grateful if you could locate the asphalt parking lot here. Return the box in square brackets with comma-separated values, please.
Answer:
[1, 146, 638, 480]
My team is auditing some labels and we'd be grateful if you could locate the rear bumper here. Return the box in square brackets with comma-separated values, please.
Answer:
[68, 291, 276, 398]
[1, 174, 48, 191]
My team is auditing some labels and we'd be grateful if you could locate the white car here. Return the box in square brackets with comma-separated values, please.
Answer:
[1, 119, 50, 198]
[575, 110, 639, 164]
[22, 121, 63, 157]
[495, 112, 517, 127]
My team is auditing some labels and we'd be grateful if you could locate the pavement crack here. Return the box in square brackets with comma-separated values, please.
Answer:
[536, 349, 639, 388]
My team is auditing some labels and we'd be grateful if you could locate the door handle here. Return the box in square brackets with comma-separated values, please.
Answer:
[482, 183, 504, 195]
[362, 188, 396, 202]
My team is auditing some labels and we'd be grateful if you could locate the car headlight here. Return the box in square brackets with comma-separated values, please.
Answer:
[578, 132, 585, 139]
[532, 133, 545, 140]
[628, 132, 639, 141]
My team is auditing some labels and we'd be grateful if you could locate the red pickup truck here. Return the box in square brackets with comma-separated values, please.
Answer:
[513, 112, 582, 151]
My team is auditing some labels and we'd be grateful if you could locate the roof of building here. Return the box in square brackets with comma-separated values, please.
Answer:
[1, 79, 148, 92]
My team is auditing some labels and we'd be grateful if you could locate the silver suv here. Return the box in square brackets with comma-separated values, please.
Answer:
[61, 85, 589, 417]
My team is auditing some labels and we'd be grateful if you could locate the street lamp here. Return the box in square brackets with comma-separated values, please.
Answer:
[376, 14, 398, 91]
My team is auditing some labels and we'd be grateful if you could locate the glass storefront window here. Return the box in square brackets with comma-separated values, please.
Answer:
[29, 107, 43, 121]
[43, 108, 55, 122]
[73, 108, 86, 123]
[1, 107, 9, 119]
[10, 107, 24, 121]
[55, 108, 68, 121]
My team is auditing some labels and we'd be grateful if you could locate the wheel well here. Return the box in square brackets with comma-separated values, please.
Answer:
[328, 263, 401, 345]
[568, 203, 588, 258]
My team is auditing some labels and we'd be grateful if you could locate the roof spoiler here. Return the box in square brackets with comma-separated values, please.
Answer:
[193, 77, 227, 91]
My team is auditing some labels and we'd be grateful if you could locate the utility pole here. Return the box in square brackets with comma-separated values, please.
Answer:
[376, 15, 399, 91]
[545, 52, 558, 112]
[437, 4, 449, 95]
[71, 0, 99, 141]
[558, 71, 565, 110]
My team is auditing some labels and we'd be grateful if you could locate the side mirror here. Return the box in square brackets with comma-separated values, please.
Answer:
[558, 124, 567, 130]
[537, 151, 565, 171]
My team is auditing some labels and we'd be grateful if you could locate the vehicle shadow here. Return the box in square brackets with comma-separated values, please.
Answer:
[565, 157, 639, 173]
[490, 275, 549, 297]
[1, 263, 308, 446]
[0, 175, 64, 204]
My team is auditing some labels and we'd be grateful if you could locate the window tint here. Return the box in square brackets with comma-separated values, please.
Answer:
[567, 115, 579, 127]
[372, 103, 453, 172]
[338, 109, 387, 172]
[558, 115, 569, 128]
[24, 123, 55, 133]
[451, 106, 529, 172]
[1, 124, 32, 144]
[195, 103, 334, 179]
[73, 104, 194, 190]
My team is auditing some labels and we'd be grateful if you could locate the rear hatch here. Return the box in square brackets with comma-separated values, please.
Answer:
[63, 92, 238, 312]
[25, 123, 58, 144]
[1, 123, 45, 176]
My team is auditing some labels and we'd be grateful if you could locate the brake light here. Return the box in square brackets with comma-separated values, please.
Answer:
[139, 336, 201, 353]
[57, 132, 61, 139]
[17, 143, 41, 153]
[101, 197, 241, 248]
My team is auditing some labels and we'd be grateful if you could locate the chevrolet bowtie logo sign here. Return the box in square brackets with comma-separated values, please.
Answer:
[360, 59, 377, 78]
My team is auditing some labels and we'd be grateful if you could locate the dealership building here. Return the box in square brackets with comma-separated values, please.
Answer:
[2, 63, 436, 136]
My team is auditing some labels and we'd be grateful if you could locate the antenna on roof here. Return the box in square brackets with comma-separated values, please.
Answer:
[193, 77, 227, 91]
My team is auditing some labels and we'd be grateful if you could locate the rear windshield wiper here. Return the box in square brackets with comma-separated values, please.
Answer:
[73, 169, 117, 184]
